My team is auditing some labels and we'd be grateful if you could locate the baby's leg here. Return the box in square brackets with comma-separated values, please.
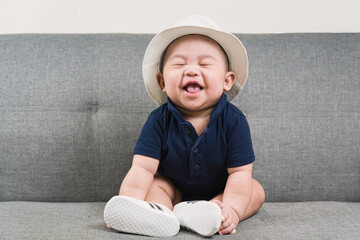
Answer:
[145, 173, 182, 210]
[104, 173, 181, 237]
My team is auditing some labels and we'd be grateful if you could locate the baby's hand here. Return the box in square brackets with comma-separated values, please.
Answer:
[211, 200, 239, 235]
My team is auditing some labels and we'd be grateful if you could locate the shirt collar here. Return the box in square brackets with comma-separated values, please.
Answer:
[167, 97, 184, 122]
[167, 93, 228, 123]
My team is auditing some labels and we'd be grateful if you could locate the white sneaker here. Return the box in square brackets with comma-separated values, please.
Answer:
[173, 201, 222, 237]
[104, 195, 180, 237]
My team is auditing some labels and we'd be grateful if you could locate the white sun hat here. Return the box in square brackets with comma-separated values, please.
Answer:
[142, 14, 249, 105]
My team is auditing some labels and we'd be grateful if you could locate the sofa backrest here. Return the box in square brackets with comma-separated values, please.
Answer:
[0, 34, 359, 202]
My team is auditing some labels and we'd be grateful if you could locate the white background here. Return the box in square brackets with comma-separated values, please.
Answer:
[1, 0, 359, 34]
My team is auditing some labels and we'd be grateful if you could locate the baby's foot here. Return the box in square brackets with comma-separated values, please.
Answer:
[104, 195, 179, 237]
[173, 201, 222, 237]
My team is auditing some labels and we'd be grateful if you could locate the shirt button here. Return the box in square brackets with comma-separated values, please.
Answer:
[185, 127, 190, 134]
[194, 164, 201, 170]
[193, 148, 198, 154]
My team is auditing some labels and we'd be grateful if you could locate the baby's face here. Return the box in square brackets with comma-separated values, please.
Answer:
[157, 35, 235, 113]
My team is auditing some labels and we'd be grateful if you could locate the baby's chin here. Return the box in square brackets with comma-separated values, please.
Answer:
[174, 100, 219, 115]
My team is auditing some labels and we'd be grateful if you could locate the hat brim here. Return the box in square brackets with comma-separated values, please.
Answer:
[142, 25, 248, 105]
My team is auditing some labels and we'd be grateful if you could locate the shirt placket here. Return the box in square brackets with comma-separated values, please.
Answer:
[180, 122, 206, 179]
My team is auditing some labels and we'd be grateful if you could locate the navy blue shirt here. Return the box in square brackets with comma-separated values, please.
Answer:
[134, 94, 255, 201]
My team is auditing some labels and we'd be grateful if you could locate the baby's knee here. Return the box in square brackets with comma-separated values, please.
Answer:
[253, 179, 265, 206]
[152, 173, 179, 201]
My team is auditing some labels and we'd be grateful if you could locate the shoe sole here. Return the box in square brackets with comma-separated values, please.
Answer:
[104, 196, 179, 237]
[173, 201, 222, 237]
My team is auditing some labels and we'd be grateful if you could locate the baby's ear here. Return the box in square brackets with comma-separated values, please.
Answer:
[156, 73, 166, 92]
[223, 72, 236, 91]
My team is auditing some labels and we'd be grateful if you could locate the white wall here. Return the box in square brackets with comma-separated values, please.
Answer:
[1, 0, 359, 34]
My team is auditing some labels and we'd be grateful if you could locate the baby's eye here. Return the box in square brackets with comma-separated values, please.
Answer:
[172, 62, 186, 67]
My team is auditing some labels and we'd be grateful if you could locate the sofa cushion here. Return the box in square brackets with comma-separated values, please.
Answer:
[0, 34, 359, 202]
[1, 201, 359, 239]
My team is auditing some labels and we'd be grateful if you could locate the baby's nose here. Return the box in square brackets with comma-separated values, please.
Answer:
[184, 65, 200, 76]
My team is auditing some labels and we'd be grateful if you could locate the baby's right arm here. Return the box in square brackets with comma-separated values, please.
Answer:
[119, 154, 159, 200]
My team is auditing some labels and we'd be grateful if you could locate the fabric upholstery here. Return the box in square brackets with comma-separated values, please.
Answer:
[1, 34, 359, 202]
[1, 201, 359, 240]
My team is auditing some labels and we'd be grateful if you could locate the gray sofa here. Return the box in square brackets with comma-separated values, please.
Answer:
[0, 33, 359, 240]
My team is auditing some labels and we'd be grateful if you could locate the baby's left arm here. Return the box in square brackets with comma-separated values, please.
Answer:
[223, 163, 253, 219]
[215, 163, 253, 234]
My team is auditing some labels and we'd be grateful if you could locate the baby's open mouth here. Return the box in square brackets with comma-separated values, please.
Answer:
[184, 83, 203, 93]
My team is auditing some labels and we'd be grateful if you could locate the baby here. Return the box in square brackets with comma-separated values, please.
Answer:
[104, 15, 265, 237]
